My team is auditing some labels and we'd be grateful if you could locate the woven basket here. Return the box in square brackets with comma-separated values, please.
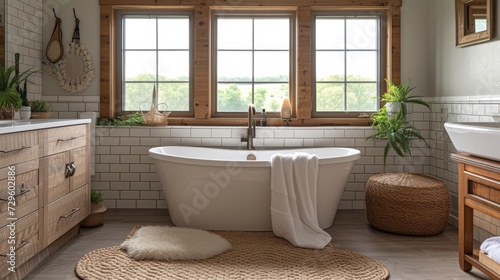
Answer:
[141, 85, 170, 126]
[142, 106, 170, 126]
[365, 172, 450, 236]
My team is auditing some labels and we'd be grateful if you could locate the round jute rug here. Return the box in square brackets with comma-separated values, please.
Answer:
[75, 231, 389, 280]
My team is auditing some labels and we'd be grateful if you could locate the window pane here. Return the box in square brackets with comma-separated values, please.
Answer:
[316, 51, 344, 81]
[158, 83, 190, 111]
[346, 19, 377, 50]
[124, 51, 157, 81]
[124, 82, 155, 111]
[254, 19, 289, 50]
[316, 18, 344, 49]
[158, 18, 190, 49]
[121, 13, 191, 113]
[346, 83, 377, 111]
[346, 51, 377, 81]
[217, 83, 252, 112]
[254, 51, 289, 82]
[217, 51, 252, 82]
[316, 83, 345, 112]
[216, 15, 292, 114]
[217, 19, 252, 50]
[254, 83, 289, 112]
[158, 51, 189, 81]
[124, 18, 157, 49]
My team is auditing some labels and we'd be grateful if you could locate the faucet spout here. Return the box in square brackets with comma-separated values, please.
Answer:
[247, 104, 256, 150]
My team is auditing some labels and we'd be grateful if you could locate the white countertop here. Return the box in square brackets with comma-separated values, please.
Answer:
[0, 119, 91, 135]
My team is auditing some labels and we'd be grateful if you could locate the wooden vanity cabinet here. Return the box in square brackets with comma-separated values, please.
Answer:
[0, 122, 90, 279]
[452, 153, 500, 280]
[43, 124, 90, 246]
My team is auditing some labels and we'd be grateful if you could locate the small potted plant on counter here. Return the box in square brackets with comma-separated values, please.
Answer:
[29, 99, 52, 119]
[80, 190, 107, 228]
[18, 80, 31, 119]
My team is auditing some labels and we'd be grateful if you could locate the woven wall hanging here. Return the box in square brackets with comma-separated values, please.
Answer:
[52, 8, 94, 93]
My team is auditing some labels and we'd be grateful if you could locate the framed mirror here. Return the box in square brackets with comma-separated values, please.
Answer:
[456, 0, 493, 47]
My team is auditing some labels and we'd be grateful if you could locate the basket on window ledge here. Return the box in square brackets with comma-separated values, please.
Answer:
[141, 85, 170, 126]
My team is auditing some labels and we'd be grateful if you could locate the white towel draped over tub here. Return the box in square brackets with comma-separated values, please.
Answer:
[270, 152, 332, 249]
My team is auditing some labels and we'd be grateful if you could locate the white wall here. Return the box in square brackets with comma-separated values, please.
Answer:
[401, 0, 430, 97]
[41, 0, 99, 97]
[429, 0, 500, 97]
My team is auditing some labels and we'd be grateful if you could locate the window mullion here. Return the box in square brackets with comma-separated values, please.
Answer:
[343, 17, 347, 111]
[156, 17, 159, 101]
[252, 18, 255, 105]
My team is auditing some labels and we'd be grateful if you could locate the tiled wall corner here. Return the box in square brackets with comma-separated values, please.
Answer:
[427, 96, 500, 239]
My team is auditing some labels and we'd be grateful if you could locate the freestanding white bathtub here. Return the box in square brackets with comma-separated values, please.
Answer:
[149, 146, 361, 231]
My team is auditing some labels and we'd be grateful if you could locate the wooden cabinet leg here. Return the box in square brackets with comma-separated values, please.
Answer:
[458, 162, 473, 272]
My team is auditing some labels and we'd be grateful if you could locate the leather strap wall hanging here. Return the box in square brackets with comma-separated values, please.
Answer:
[46, 9, 64, 63]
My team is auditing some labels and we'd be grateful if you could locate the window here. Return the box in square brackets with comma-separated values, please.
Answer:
[213, 13, 293, 114]
[101, 1, 401, 124]
[117, 11, 193, 115]
[313, 14, 384, 116]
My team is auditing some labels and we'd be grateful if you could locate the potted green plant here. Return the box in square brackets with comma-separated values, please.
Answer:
[80, 190, 107, 228]
[366, 79, 431, 165]
[0, 54, 39, 119]
[364, 80, 450, 236]
[0, 65, 23, 119]
[15, 53, 34, 119]
[18, 80, 31, 119]
[29, 99, 52, 119]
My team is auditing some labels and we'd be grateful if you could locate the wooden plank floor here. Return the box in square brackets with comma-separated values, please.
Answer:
[24, 209, 489, 280]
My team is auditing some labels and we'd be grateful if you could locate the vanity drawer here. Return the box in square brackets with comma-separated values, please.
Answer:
[466, 171, 500, 204]
[47, 125, 87, 156]
[45, 146, 89, 204]
[0, 210, 41, 279]
[45, 184, 89, 246]
[0, 160, 41, 228]
[0, 131, 40, 168]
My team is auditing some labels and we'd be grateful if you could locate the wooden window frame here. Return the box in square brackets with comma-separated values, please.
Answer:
[312, 11, 386, 118]
[99, 0, 402, 126]
[115, 9, 194, 117]
[211, 11, 296, 118]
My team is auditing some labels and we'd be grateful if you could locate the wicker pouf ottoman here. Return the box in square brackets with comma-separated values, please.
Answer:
[365, 172, 450, 236]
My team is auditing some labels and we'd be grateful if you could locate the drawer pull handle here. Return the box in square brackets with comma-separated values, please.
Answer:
[60, 208, 80, 219]
[65, 162, 76, 178]
[0, 240, 30, 257]
[0, 145, 31, 153]
[70, 162, 76, 176]
[0, 183, 30, 201]
[57, 136, 78, 142]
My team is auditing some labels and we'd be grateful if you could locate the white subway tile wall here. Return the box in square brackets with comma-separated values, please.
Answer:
[5, 0, 43, 100]
[94, 124, 431, 212]
[41, 96, 100, 119]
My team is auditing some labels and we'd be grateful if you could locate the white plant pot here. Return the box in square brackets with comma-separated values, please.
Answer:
[385, 102, 399, 115]
[20, 106, 31, 119]
[13, 110, 20, 120]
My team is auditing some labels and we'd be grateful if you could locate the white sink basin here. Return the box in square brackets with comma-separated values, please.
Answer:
[444, 122, 500, 162]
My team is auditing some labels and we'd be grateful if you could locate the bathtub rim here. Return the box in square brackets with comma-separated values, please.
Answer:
[149, 146, 360, 167]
